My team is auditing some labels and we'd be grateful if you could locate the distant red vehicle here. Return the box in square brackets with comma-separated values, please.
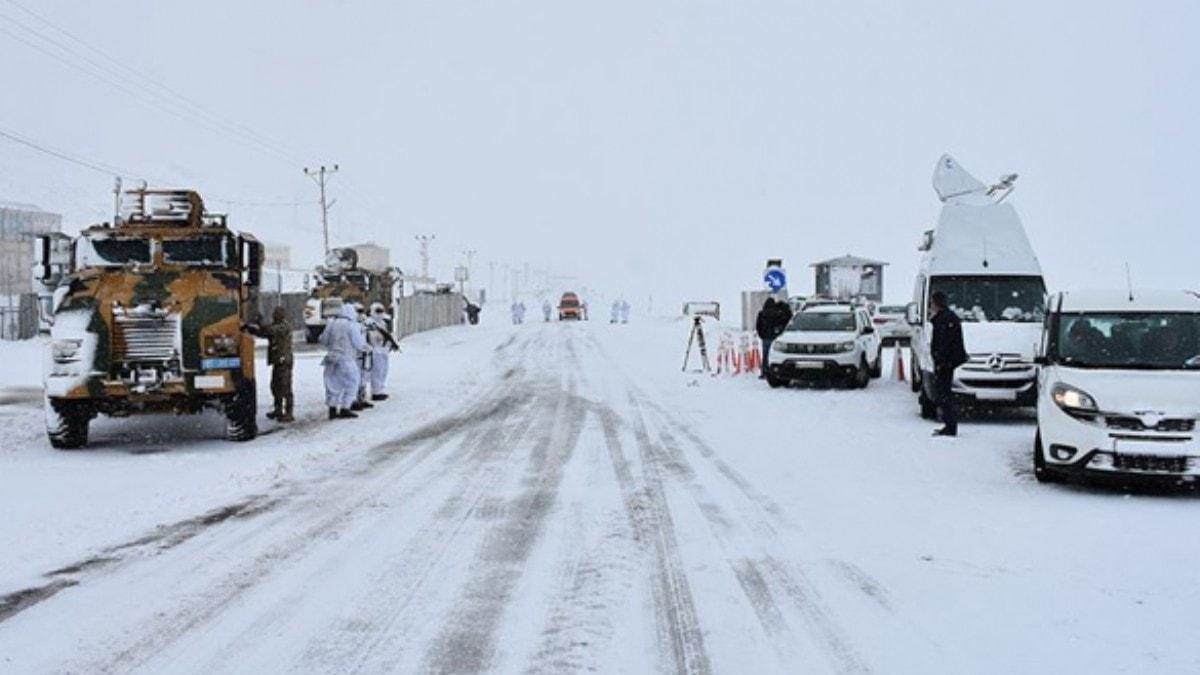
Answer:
[558, 292, 583, 320]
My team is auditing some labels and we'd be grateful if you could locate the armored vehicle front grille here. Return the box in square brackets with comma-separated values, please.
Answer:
[113, 314, 181, 363]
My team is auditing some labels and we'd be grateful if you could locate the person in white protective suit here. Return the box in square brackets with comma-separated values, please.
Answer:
[511, 301, 520, 325]
[350, 303, 375, 411]
[542, 300, 552, 322]
[620, 300, 630, 324]
[610, 300, 620, 324]
[365, 302, 399, 401]
[517, 301, 527, 324]
[319, 302, 369, 419]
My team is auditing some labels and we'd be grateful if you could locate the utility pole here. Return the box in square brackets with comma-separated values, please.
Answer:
[303, 164, 339, 256]
[415, 234, 435, 279]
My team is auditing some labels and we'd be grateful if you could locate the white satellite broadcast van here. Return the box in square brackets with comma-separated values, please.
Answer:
[907, 155, 1047, 418]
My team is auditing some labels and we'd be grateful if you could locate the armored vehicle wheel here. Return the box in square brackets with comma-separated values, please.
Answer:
[226, 380, 258, 442]
[46, 399, 90, 449]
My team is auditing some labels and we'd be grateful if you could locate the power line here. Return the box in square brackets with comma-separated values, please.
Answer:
[0, 123, 308, 211]
[1, 0, 305, 163]
[0, 7, 305, 166]
[0, 124, 150, 179]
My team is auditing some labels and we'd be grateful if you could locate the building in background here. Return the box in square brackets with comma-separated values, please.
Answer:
[1, 201, 62, 339]
[811, 254, 887, 302]
[1, 201, 62, 294]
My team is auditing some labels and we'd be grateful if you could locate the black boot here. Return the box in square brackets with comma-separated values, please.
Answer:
[329, 407, 338, 420]
[371, 393, 389, 401]
[337, 408, 359, 419]
[932, 426, 957, 437]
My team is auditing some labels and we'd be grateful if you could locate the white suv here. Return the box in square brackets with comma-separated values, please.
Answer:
[1034, 289, 1200, 486]
[767, 305, 883, 388]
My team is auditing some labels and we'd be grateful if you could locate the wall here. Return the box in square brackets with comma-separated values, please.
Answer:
[394, 292, 464, 338]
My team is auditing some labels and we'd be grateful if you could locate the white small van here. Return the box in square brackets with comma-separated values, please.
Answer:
[1033, 290, 1200, 485]
[907, 155, 1046, 418]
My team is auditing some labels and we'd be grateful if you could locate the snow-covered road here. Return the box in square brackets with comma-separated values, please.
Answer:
[2, 318, 1199, 674]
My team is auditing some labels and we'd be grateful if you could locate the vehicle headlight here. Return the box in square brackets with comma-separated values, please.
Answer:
[1052, 383, 1098, 412]
[837, 341, 856, 352]
[51, 338, 82, 363]
[204, 334, 238, 356]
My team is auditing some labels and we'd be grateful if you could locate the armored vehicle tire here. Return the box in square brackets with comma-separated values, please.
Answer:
[46, 399, 90, 449]
[226, 380, 258, 442]
[305, 326, 322, 344]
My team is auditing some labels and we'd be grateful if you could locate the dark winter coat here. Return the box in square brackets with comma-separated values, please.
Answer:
[755, 301, 793, 340]
[930, 308, 968, 371]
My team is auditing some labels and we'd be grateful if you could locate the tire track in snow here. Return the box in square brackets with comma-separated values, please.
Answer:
[419, 337, 591, 674]
[596, 402, 713, 675]
[56, 331, 548, 674]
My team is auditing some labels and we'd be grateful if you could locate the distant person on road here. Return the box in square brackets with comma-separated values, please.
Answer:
[366, 302, 400, 401]
[620, 300, 630, 324]
[610, 301, 620, 324]
[510, 301, 520, 325]
[319, 302, 369, 420]
[930, 291, 968, 437]
[465, 302, 481, 325]
[755, 297, 792, 380]
[245, 305, 294, 423]
[543, 300, 552, 322]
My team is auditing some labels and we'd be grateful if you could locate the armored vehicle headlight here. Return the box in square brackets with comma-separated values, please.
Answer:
[204, 334, 238, 356]
[51, 338, 82, 363]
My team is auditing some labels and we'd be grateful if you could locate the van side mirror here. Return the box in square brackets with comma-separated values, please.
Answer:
[862, 326, 875, 335]
[905, 302, 921, 326]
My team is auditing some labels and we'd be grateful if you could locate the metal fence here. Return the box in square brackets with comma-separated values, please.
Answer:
[395, 293, 465, 338]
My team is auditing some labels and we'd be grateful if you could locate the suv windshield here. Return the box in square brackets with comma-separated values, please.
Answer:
[930, 275, 1046, 322]
[1053, 312, 1200, 370]
[162, 234, 235, 267]
[73, 235, 152, 268]
[788, 311, 856, 332]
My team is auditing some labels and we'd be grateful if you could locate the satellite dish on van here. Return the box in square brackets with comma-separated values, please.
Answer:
[932, 154, 986, 203]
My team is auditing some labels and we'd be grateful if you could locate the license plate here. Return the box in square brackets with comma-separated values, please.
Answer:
[789, 361, 822, 369]
[974, 390, 1016, 401]
[194, 374, 226, 390]
[201, 357, 241, 370]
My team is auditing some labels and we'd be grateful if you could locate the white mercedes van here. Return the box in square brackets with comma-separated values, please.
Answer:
[907, 155, 1047, 418]
[1033, 290, 1200, 485]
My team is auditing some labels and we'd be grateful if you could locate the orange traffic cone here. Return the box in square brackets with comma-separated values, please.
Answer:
[894, 346, 906, 382]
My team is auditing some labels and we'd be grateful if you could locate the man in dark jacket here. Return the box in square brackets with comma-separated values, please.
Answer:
[247, 306, 295, 422]
[929, 291, 968, 436]
[755, 298, 793, 379]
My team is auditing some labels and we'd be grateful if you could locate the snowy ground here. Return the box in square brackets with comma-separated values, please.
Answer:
[1, 314, 1199, 674]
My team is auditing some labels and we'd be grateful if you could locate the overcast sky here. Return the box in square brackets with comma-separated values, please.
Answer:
[1, 0, 1196, 310]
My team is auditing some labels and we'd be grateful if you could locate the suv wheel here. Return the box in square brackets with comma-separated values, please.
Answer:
[854, 358, 871, 389]
[225, 380, 259, 442]
[869, 348, 883, 378]
[766, 370, 785, 389]
[1033, 432, 1064, 484]
[46, 399, 90, 449]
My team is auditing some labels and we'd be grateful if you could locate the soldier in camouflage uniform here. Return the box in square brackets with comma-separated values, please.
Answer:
[248, 306, 295, 422]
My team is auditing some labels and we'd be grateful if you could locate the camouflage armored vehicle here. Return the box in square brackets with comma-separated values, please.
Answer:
[302, 247, 400, 342]
[35, 189, 264, 448]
